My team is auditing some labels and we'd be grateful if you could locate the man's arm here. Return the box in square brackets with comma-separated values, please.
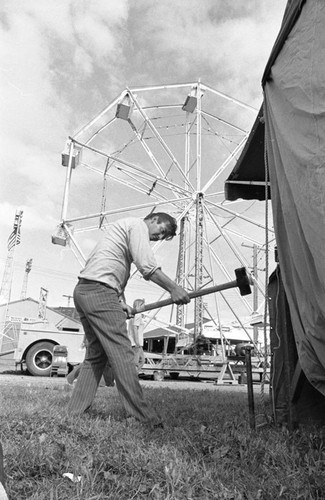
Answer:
[149, 268, 190, 305]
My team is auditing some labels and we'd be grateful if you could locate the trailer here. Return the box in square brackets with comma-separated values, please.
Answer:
[139, 341, 269, 384]
[11, 320, 85, 377]
[139, 351, 240, 384]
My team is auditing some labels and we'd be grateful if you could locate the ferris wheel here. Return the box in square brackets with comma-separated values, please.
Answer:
[53, 81, 275, 345]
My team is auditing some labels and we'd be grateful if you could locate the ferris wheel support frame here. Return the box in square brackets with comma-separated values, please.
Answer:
[55, 82, 270, 352]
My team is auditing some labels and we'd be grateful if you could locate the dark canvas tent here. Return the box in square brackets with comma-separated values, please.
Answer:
[225, 0, 325, 425]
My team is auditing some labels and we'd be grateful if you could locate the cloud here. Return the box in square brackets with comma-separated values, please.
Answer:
[126, 0, 285, 105]
[0, 0, 130, 137]
[0, 0, 285, 307]
[0, 0, 131, 235]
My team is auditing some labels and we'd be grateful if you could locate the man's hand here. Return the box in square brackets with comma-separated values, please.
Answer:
[120, 301, 134, 319]
[149, 269, 190, 305]
[170, 284, 190, 305]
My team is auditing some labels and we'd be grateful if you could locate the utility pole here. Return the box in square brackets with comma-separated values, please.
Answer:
[63, 294, 73, 307]
[20, 258, 33, 300]
[242, 243, 266, 344]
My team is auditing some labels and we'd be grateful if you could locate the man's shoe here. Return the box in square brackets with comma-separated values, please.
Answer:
[153, 421, 164, 429]
[147, 420, 164, 430]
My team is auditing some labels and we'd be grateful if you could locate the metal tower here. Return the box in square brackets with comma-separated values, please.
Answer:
[194, 193, 204, 339]
[176, 216, 187, 329]
[0, 210, 23, 353]
[0, 210, 23, 304]
[20, 258, 33, 300]
[0, 250, 15, 306]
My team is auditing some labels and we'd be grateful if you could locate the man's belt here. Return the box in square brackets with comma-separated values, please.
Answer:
[78, 278, 114, 290]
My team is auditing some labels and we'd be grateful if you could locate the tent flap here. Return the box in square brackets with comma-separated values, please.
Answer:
[224, 106, 270, 201]
[225, 0, 306, 203]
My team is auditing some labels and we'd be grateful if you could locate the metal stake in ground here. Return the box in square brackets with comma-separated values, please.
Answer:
[131, 267, 253, 315]
[245, 345, 256, 430]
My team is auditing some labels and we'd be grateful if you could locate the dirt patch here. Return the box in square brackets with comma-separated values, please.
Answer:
[0, 372, 68, 388]
[0, 372, 263, 393]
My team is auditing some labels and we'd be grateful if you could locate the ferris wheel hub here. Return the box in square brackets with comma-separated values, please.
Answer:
[192, 191, 204, 201]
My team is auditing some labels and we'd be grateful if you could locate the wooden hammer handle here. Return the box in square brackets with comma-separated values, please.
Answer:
[131, 279, 238, 315]
[131, 267, 253, 315]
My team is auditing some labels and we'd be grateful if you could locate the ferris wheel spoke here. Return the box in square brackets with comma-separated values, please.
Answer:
[204, 223, 266, 300]
[81, 159, 176, 205]
[201, 135, 248, 194]
[85, 116, 118, 147]
[201, 109, 248, 134]
[106, 167, 184, 203]
[204, 204, 266, 298]
[204, 204, 250, 267]
[128, 89, 195, 191]
[73, 89, 128, 141]
[201, 82, 258, 113]
[64, 195, 193, 226]
[127, 117, 195, 202]
[75, 137, 194, 198]
[201, 237, 252, 314]
[201, 205, 257, 310]
[128, 118, 171, 179]
[223, 228, 266, 247]
[206, 198, 274, 233]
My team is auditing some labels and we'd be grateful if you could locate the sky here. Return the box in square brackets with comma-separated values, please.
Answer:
[0, 0, 286, 323]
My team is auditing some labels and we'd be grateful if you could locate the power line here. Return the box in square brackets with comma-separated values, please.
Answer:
[0, 258, 77, 282]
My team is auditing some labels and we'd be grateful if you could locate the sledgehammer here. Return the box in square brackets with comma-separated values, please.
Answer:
[131, 267, 253, 315]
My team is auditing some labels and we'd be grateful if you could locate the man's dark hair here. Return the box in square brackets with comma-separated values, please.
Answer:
[144, 212, 177, 240]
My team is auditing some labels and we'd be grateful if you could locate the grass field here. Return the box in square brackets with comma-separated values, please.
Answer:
[0, 376, 325, 500]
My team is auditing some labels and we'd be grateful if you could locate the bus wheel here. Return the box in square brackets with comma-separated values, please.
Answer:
[153, 370, 164, 382]
[25, 341, 56, 377]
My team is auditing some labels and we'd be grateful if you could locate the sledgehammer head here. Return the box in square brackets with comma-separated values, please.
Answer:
[235, 267, 253, 296]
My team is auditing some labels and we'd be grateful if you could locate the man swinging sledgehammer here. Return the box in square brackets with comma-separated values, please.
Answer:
[66, 212, 190, 428]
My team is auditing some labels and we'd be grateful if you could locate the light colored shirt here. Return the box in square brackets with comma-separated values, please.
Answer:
[128, 315, 144, 347]
[79, 217, 160, 294]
